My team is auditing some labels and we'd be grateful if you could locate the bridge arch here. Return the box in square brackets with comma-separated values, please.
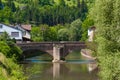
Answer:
[22, 49, 53, 59]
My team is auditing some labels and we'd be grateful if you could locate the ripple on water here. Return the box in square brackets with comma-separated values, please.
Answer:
[24, 59, 52, 63]
[23, 59, 95, 64]
[66, 60, 95, 64]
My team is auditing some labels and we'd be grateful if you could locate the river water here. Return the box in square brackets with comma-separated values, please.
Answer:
[22, 51, 98, 80]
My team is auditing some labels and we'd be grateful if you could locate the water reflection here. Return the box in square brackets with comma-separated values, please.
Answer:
[22, 60, 98, 80]
[87, 62, 98, 72]
[22, 52, 98, 80]
[53, 63, 60, 79]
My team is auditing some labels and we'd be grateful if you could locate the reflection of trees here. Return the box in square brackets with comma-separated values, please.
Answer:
[87, 62, 98, 72]
[65, 51, 81, 60]
[23, 50, 53, 59]
[22, 50, 98, 80]
[65, 63, 87, 72]
[27, 63, 43, 77]
[23, 61, 98, 80]
[24, 63, 52, 78]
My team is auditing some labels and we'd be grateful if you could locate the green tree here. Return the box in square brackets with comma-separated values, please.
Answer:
[14, 7, 24, 24]
[80, 0, 88, 21]
[58, 28, 69, 41]
[77, 0, 80, 8]
[43, 27, 58, 41]
[59, 0, 65, 6]
[39, 0, 52, 6]
[1, 6, 13, 23]
[70, 19, 82, 41]
[31, 27, 43, 42]
[6, 0, 16, 12]
[91, 0, 120, 80]
[0, 32, 22, 60]
[0, 0, 3, 10]
[0, 41, 10, 57]
[81, 17, 94, 41]
[0, 32, 10, 42]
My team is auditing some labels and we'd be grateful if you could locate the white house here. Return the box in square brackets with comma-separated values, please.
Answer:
[88, 26, 96, 42]
[15, 24, 31, 41]
[0, 23, 23, 41]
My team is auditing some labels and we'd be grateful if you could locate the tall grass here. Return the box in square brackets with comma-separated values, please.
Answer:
[0, 53, 27, 80]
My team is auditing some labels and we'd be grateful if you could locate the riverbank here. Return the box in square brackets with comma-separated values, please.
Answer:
[0, 53, 27, 80]
[81, 49, 96, 60]
[81, 49, 97, 71]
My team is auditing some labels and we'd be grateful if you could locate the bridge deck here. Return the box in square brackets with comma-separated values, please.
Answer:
[17, 41, 86, 58]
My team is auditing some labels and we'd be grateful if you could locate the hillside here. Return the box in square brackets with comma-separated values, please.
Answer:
[0, 0, 95, 42]
[0, 0, 94, 25]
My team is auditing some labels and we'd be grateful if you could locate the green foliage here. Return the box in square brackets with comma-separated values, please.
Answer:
[0, 0, 91, 41]
[58, 28, 69, 41]
[0, 53, 27, 80]
[0, 32, 10, 41]
[80, 0, 88, 20]
[15, 0, 28, 4]
[81, 17, 94, 41]
[6, 0, 16, 12]
[0, 33, 25, 79]
[0, 0, 88, 25]
[31, 18, 85, 41]
[91, 0, 120, 79]
[65, 0, 77, 7]
[26, 64, 43, 78]
[98, 53, 120, 80]
[0, 41, 10, 56]
[85, 0, 95, 8]
[70, 19, 82, 41]
[86, 41, 97, 56]
[0, 32, 22, 60]
[0, 0, 3, 9]
[44, 26, 58, 41]
[0, 6, 14, 23]
[96, 37, 120, 80]
[7, 41, 22, 60]
[31, 26, 43, 42]
[39, 0, 54, 6]
[31, 24, 59, 41]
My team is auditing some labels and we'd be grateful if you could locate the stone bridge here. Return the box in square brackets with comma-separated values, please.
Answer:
[17, 41, 86, 62]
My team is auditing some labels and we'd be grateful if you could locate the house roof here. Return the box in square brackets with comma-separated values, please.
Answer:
[90, 26, 96, 29]
[21, 25, 31, 31]
[0, 23, 21, 31]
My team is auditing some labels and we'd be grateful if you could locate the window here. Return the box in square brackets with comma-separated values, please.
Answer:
[11, 32, 19, 37]
[0, 25, 3, 28]
[22, 31, 26, 36]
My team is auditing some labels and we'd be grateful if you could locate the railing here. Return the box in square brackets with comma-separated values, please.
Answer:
[17, 41, 85, 45]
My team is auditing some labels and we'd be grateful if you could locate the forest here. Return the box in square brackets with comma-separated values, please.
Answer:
[0, 0, 94, 41]
[0, 0, 90, 25]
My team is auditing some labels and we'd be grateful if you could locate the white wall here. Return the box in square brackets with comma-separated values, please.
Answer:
[15, 25, 31, 39]
[0, 24, 22, 40]
[88, 29, 94, 42]
[23, 31, 31, 39]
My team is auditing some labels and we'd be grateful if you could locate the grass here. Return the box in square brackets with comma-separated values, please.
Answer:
[0, 53, 27, 80]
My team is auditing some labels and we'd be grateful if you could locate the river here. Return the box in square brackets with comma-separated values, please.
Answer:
[22, 51, 98, 80]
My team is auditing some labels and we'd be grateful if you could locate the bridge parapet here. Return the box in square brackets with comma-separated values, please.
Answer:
[53, 44, 64, 48]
